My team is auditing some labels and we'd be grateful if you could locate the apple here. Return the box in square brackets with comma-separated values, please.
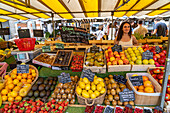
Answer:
[168, 76, 170, 80]
[153, 68, 161, 74]
[150, 70, 154, 75]
[107, 59, 110, 63]
[157, 73, 163, 80]
[159, 52, 165, 57]
[107, 46, 111, 50]
[144, 44, 149, 48]
[165, 94, 170, 101]
[158, 58, 165, 64]
[121, 56, 126, 60]
[106, 56, 109, 60]
[151, 50, 156, 55]
[113, 51, 119, 55]
[115, 55, 120, 58]
[107, 62, 112, 66]
[149, 59, 155, 65]
[168, 80, 170, 84]
[108, 51, 113, 56]
[163, 56, 166, 60]
[118, 60, 123, 65]
[159, 79, 163, 84]
[110, 54, 114, 58]
[110, 57, 115, 62]
[105, 53, 109, 58]
[107, 49, 112, 52]
[123, 59, 129, 65]
[112, 60, 117, 65]
[155, 62, 160, 66]
[155, 79, 159, 82]
[116, 58, 121, 61]
[167, 84, 170, 88]
[155, 54, 161, 59]
[153, 56, 157, 61]
[119, 52, 125, 56]
[144, 48, 149, 52]
[152, 74, 157, 79]
[167, 88, 170, 94]
[162, 50, 167, 55]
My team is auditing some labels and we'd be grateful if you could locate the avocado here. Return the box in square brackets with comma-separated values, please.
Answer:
[32, 84, 38, 91]
[43, 79, 49, 85]
[50, 85, 55, 91]
[49, 80, 53, 85]
[23, 97, 29, 101]
[45, 85, 50, 91]
[38, 84, 45, 91]
[46, 90, 51, 97]
[27, 90, 33, 97]
[37, 78, 44, 85]
[30, 96, 35, 101]
[48, 77, 54, 80]
[53, 81, 56, 85]
[40, 91, 46, 97]
[34, 91, 39, 97]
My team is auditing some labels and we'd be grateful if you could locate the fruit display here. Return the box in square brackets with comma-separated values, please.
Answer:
[125, 47, 154, 65]
[50, 76, 79, 104]
[76, 76, 106, 99]
[85, 105, 95, 113]
[0, 99, 44, 113]
[24, 77, 57, 102]
[85, 46, 105, 67]
[52, 50, 73, 66]
[34, 53, 55, 64]
[115, 106, 123, 113]
[134, 107, 143, 113]
[70, 54, 84, 72]
[94, 105, 104, 113]
[81, 69, 95, 82]
[1, 67, 37, 102]
[104, 75, 134, 106]
[104, 105, 114, 113]
[38, 99, 68, 113]
[149, 68, 164, 85]
[142, 44, 166, 67]
[105, 46, 129, 65]
[124, 105, 133, 113]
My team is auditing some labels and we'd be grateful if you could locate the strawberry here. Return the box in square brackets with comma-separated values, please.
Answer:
[32, 107, 37, 112]
[51, 99, 56, 104]
[0, 108, 4, 113]
[58, 106, 63, 111]
[55, 104, 59, 109]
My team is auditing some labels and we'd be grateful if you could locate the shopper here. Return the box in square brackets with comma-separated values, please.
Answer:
[133, 20, 148, 36]
[95, 26, 104, 40]
[108, 22, 119, 40]
[153, 18, 168, 36]
[114, 22, 138, 46]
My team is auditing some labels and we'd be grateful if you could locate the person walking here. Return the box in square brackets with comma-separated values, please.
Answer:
[133, 20, 148, 37]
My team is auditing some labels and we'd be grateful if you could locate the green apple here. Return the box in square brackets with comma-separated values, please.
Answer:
[130, 61, 134, 65]
[143, 59, 149, 65]
[149, 59, 155, 65]
[136, 59, 142, 65]
[131, 56, 137, 62]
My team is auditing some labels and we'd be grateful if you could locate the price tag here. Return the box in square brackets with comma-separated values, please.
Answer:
[113, 75, 127, 85]
[142, 50, 153, 60]
[119, 88, 135, 102]
[129, 76, 143, 86]
[55, 43, 64, 49]
[111, 44, 122, 52]
[42, 46, 51, 52]
[82, 69, 95, 82]
[58, 72, 71, 83]
[17, 64, 29, 73]
[155, 46, 161, 54]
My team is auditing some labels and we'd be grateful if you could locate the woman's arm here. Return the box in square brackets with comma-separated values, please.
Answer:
[114, 37, 119, 45]
[132, 35, 138, 46]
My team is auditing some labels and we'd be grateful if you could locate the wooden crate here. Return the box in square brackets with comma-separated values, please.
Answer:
[146, 39, 162, 43]
[102, 40, 114, 44]
[131, 65, 155, 71]
[108, 65, 131, 72]
[89, 40, 102, 44]
[147, 67, 164, 74]
[138, 39, 147, 43]
[126, 73, 162, 105]
[161, 37, 168, 41]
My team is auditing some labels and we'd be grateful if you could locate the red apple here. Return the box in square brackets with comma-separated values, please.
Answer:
[106, 56, 109, 60]
[118, 60, 123, 65]
[112, 60, 117, 65]
[152, 74, 157, 79]
[155, 54, 161, 59]
[123, 59, 129, 65]
[167, 88, 170, 94]
[107, 49, 112, 52]
[116, 58, 121, 61]
[119, 52, 125, 56]
[149, 70, 154, 75]
[151, 50, 156, 55]
[157, 73, 163, 80]
[113, 51, 119, 56]
[155, 79, 159, 83]
[107, 46, 111, 50]
[162, 50, 167, 55]
[165, 94, 170, 101]
[158, 58, 165, 64]
[107, 59, 110, 63]
[155, 62, 160, 66]
[168, 80, 170, 84]
[153, 68, 161, 74]
[159, 52, 165, 57]
[107, 62, 112, 66]
[144, 44, 149, 48]
[115, 55, 120, 58]
[167, 84, 170, 88]
[110, 54, 114, 58]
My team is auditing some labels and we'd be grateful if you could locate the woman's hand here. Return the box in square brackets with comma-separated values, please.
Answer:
[132, 35, 138, 46]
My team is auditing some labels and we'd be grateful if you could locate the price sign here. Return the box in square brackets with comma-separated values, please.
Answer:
[129, 76, 143, 86]
[155, 46, 161, 53]
[55, 43, 64, 49]
[82, 69, 95, 82]
[119, 88, 135, 102]
[111, 44, 122, 52]
[142, 50, 153, 60]
[42, 46, 51, 52]
[17, 65, 29, 73]
[113, 75, 127, 85]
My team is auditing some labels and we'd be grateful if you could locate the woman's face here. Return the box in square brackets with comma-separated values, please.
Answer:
[123, 23, 130, 34]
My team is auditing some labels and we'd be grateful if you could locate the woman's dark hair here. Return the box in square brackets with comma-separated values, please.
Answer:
[117, 22, 132, 41]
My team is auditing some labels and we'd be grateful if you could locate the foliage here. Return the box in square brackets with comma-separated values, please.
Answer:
[134, 33, 144, 40]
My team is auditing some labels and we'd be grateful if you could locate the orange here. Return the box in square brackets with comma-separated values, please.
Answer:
[21, 79, 27, 83]
[1, 89, 8, 95]
[144, 87, 154, 93]
[138, 85, 144, 90]
[8, 96, 14, 102]
[8, 92, 12, 97]
[27, 79, 32, 84]
[13, 86, 21, 92]
[134, 86, 138, 91]
[27, 75, 32, 79]
[11, 74, 17, 79]
[138, 89, 144, 92]
[7, 77, 12, 81]
[11, 91, 18, 98]
[29, 69, 32, 74]
[32, 77, 35, 80]
[142, 76, 149, 82]
[17, 75, 22, 80]
[4, 75, 10, 80]
[32, 73, 36, 77]
[17, 82, 23, 87]
[144, 81, 152, 87]
[15, 96, 22, 101]
[6, 80, 13, 85]
[2, 95, 7, 101]
[12, 69, 17, 74]
[18, 73, 22, 76]
[22, 73, 27, 79]
[13, 79, 19, 85]
[5, 86, 9, 90]
[8, 83, 15, 90]
[134, 86, 138, 89]
[32, 69, 35, 73]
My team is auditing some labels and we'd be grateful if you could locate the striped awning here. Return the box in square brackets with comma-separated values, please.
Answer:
[0, 0, 169, 22]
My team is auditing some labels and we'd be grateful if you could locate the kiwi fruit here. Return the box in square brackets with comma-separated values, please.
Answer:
[50, 85, 55, 91]
[110, 89, 116, 95]
[46, 90, 51, 97]
[104, 99, 110, 105]
[118, 100, 123, 106]
[114, 95, 119, 101]
[107, 90, 111, 95]
[124, 102, 129, 106]
[108, 95, 113, 101]
[112, 100, 117, 106]
[105, 80, 109, 85]
[37, 78, 44, 85]
[111, 83, 117, 89]
[107, 84, 112, 90]
[38, 84, 45, 91]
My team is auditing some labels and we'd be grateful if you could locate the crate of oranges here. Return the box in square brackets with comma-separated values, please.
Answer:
[126, 73, 161, 105]
[1, 65, 38, 104]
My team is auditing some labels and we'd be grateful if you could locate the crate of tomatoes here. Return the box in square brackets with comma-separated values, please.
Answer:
[70, 53, 84, 72]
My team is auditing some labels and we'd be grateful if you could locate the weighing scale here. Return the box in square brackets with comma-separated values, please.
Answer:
[11, 48, 41, 63]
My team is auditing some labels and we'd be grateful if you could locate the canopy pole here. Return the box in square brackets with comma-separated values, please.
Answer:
[51, 13, 55, 38]
[111, 11, 114, 40]
[160, 18, 170, 109]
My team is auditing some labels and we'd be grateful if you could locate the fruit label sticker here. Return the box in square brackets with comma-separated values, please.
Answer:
[55, 43, 64, 49]
[129, 76, 143, 86]
[111, 44, 122, 52]
[142, 50, 153, 60]
[42, 46, 51, 52]
[113, 75, 127, 85]
[17, 64, 29, 73]
[155, 46, 161, 54]
[119, 88, 135, 102]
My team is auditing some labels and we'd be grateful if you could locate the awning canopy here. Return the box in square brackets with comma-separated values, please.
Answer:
[0, 0, 169, 22]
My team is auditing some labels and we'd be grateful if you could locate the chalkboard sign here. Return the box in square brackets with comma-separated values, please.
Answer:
[18, 29, 30, 38]
[0, 28, 10, 35]
[59, 26, 89, 44]
[129, 76, 143, 86]
[142, 50, 153, 60]
[55, 43, 64, 49]
[33, 30, 43, 37]
[42, 46, 51, 52]
[113, 75, 127, 84]
[119, 88, 135, 102]
[58, 72, 71, 83]
[111, 44, 122, 52]
[155, 46, 161, 53]
[17, 65, 29, 73]
[82, 69, 95, 82]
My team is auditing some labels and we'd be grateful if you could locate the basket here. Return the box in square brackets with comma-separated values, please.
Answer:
[75, 83, 106, 106]
[14, 38, 36, 51]
[126, 73, 162, 105]
[0, 41, 13, 49]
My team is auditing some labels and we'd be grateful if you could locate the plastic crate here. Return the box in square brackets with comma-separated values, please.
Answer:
[14, 38, 36, 51]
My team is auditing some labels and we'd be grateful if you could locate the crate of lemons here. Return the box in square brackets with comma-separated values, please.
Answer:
[1, 68, 37, 103]
[76, 76, 106, 100]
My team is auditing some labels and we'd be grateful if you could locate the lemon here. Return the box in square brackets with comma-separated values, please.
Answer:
[94, 91, 100, 97]
[85, 84, 90, 90]
[79, 81, 85, 89]
[94, 75, 97, 79]
[88, 90, 93, 95]
[94, 79, 99, 85]
[82, 91, 89, 98]
[76, 87, 82, 95]
[97, 78, 103, 82]
[100, 88, 106, 94]
[100, 81, 105, 87]
[97, 84, 102, 91]
[91, 84, 96, 91]
[83, 77, 89, 84]
[90, 93, 96, 99]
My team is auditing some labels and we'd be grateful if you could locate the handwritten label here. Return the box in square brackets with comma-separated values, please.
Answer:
[17, 65, 29, 73]
[55, 43, 64, 49]
[113, 75, 127, 85]
[129, 76, 143, 86]
[142, 50, 153, 60]
[155, 46, 161, 54]
[119, 88, 135, 102]
[42, 46, 51, 52]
